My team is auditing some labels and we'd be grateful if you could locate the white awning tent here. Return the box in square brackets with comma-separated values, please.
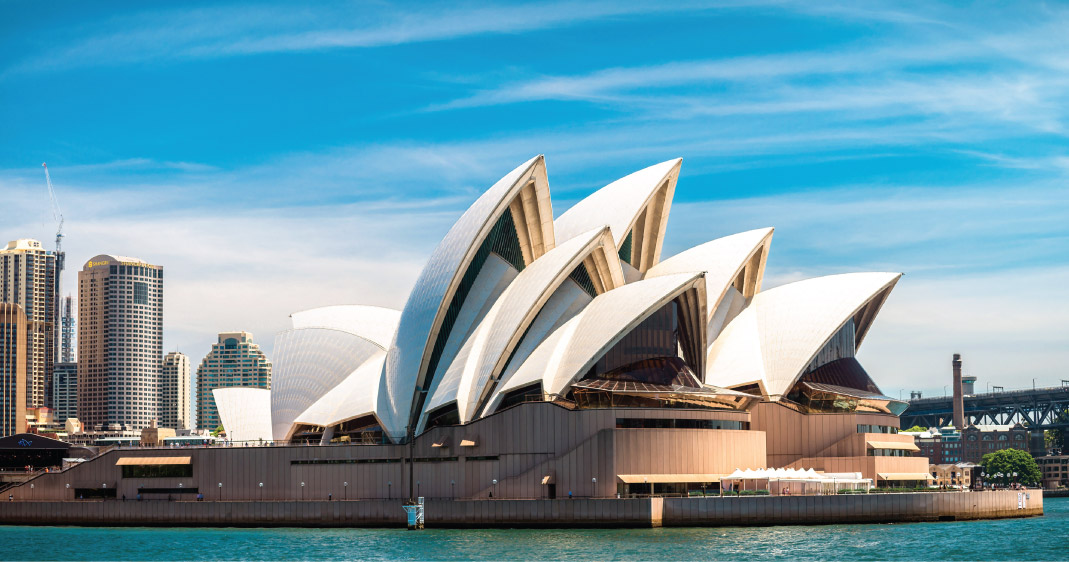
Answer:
[721, 467, 872, 495]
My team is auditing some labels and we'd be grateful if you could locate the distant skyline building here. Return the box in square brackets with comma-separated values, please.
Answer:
[77, 254, 164, 431]
[161, 352, 192, 430]
[52, 362, 77, 424]
[0, 239, 58, 411]
[196, 332, 271, 431]
[60, 295, 75, 363]
[0, 303, 28, 436]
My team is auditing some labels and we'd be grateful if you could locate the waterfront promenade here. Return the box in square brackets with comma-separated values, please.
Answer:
[0, 490, 1041, 528]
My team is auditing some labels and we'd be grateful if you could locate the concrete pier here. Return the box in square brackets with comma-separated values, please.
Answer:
[0, 490, 1041, 528]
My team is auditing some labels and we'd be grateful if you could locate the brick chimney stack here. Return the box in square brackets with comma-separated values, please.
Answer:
[952, 354, 965, 429]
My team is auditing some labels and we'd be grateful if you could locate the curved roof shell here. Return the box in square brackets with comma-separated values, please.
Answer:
[705, 272, 901, 399]
[290, 305, 400, 349]
[384, 155, 554, 439]
[485, 272, 707, 413]
[645, 228, 773, 321]
[292, 351, 388, 431]
[270, 327, 383, 440]
[554, 159, 681, 272]
[421, 227, 623, 427]
[213, 387, 273, 443]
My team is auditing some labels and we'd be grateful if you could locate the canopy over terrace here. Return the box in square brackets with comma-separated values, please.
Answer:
[722, 468, 872, 495]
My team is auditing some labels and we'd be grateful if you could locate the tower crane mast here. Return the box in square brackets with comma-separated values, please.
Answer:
[42, 162, 65, 272]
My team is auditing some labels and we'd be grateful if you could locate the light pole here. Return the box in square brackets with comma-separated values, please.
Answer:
[591, 477, 597, 498]
[388, 480, 392, 500]
[301, 481, 305, 501]
[259, 482, 263, 501]
[30, 483, 34, 500]
[492, 479, 498, 498]
[218, 482, 222, 501]
[65, 483, 70, 499]
[343, 481, 348, 501]
[451, 479, 455, 499]
[416, 481, 421, 499]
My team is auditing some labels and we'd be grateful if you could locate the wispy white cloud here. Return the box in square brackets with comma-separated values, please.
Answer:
[3, 1, 728, 77]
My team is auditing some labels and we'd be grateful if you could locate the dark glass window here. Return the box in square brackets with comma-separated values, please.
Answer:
[133, 282, 148, 305]
[618, 230, 633, 265]
[616, 418, 748, 430]
[121, 464, 193, 478]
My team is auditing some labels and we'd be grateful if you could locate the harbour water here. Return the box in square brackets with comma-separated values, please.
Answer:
[1, 497, 1063, 561]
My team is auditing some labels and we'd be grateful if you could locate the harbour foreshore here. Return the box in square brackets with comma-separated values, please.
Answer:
[0, 490, 1042, 528]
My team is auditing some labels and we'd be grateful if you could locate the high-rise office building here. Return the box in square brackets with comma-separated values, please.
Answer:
[52, 362, 77, 424]
[77, 254, 164, 431]
[161, 352, 192, 430]
[196, 332, 271, 431]
[60, 295, 75, 363]
[0, 239, 58, 411]
[0, 303, 28, 436]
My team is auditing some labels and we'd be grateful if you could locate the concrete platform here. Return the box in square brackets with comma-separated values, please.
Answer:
[0, 490, 1042, 528]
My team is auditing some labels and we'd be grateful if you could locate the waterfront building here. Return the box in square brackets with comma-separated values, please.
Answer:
[11, 156, 932, 500]
[0, 239, 58, 411]
[161, 352, 192, 430]
[0, 303, 28, 436]
[906, 423, 1031, 465]
[195, 332, 271, 432]
[929, 463, 975, 488]
[52, 362, 77, 424]
[1037, 455, 1069, 489]
[77, 255, 164, 431]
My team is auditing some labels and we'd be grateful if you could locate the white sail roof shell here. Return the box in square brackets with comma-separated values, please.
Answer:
[645, 228, 773, 324]
[290, 305, 400, 349]
[422, 227, 621, 426]
[485, 272, 706, 413]
[293, 352, 388, 429]
[384, 155, 554, 440]
[554, 159, 680, 271]
[213, 388, 273, 443]
[270, 327, 383, 440]
[705, 272, 902, 399]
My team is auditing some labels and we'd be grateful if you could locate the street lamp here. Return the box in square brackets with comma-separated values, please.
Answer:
[218, 482, 222, 501]
[30, 483, 34, 500]
[301, 481, 305, 501]
[492, 479, 498, 498]
[591, 477, 597, 498]
[343, 481, 348, 501]
[259, 482, 263, 501]
[388, 480, 392, 500]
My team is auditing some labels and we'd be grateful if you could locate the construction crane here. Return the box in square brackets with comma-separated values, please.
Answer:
[43, 162, 66, 366]
[41, 162, 65, 272]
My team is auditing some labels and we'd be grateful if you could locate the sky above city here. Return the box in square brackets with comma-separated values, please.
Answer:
[2, 1, 1067, 398]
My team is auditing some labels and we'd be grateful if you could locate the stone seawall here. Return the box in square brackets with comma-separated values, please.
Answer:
[0, 491, 1041, 528]
[663, 490, 1043, 526]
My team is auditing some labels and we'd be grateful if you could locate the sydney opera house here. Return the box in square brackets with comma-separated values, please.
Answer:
[16, 156, 930, 502]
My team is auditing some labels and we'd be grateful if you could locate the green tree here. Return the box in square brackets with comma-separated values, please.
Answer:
[211, 425, 225, 437]
[980, 449, 1041, 486]
[1045, 408, 1068, 451]
[903, 425, 927, 433]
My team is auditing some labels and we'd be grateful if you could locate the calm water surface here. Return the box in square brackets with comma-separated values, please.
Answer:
[1, 497, 1064, 561]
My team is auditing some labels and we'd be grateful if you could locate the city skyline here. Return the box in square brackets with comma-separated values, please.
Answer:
[2, 1, 1068, 399]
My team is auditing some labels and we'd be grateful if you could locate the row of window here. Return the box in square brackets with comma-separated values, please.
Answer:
[615, 418, 749, 430]
[291, 455, 502, 466]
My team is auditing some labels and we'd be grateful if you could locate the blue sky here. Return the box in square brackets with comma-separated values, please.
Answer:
[2, 1, 1067, 397]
